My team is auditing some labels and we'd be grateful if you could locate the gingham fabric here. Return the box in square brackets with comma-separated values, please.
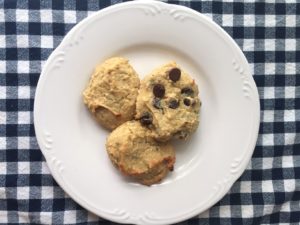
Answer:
[0, 0, 299, 224]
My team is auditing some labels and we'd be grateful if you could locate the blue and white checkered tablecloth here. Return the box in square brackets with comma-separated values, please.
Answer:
[0, 0, 299, 224]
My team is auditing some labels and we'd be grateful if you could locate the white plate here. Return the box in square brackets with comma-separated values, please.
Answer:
[34, 1, 260, 224]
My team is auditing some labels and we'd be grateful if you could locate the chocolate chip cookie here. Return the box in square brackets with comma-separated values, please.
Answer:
[135, 61, 201, 141]
[106, 121, 175, 186]
[83, 57, 140, 130]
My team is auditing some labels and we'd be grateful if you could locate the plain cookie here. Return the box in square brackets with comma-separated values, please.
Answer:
[83, 57, 140, 130]
[106, 121, 175, 186]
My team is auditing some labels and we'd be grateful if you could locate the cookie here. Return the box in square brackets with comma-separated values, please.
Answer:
[135, 61, 201, 141]
[106, 121, 175, 186]
[83, 57, 140, 130]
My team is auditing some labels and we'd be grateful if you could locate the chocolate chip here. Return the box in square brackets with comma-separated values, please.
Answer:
[140, 112, 152, 126]
[168, 99, 179, 109]
[153, 84, 165, 98]
[153, 98, 162, 109]
[168, 68, 181, 82]
[181, 87, 194, 96]
[183, 98, 191, 106]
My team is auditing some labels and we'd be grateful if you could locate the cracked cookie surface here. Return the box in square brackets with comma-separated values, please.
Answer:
[83, 57, 140, 130]
[106, 121, 175, 185]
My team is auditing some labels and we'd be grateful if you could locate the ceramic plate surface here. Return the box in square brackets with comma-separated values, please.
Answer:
[34, 1, 260, 224]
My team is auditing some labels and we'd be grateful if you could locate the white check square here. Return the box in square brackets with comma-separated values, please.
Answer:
[0, 162, 6, 174]
[285, 39, 296, 51]
[243, 15, 255, 26]
[284, 110, 295, 122]
[18, 161, 30, 174]
[0, 86, 6, 99]
[263, 110, 274, 123]
[41, 186, 54, 199]
[219, 205, 231, 217]
[64, 10, 77, 23]
[243, 39, 254, 51]
[17, 35, 29, 48]
[286, 15, 296, 27]
[0, 10, 4, 22]
[262, 134, 274, 146]
[264, 39, 275, 51]
[63, 210, 77, 224]
[240, 181, 252, 193]
[18, 111, 31, 124]
[0, 111, 6, 124]
[265, 15, 276, 27]
[17, 186, 30, 199]
[285, 63, 296, 75]
[0, 211, 8, 223]
[241, 205, 254, 218]
[40, 9, 53, 23]
[17, 137, 30, 149]
[18, 86, 30, 99]
[39, 212, 52, 224]
[41, 36, 53, 49]
[283, 179, 295, 192]
[17, 61, 30, 73]
[0, 35, 5, 48]
[285, 133, 296, 145]
[282, 156, 294, 168]
[0, 137, 6, 149]
[262, 180, 274, 193]
[285, 86, 295, 99]
[262, 157, 273, 170]
[18, 212, 30, 223]
[222, 14, 233, 26]
[264, 87, 275, 99]
[264, 63, 275, 75]
[16, 9, 29, 22]
[0, 61, 6, 73]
